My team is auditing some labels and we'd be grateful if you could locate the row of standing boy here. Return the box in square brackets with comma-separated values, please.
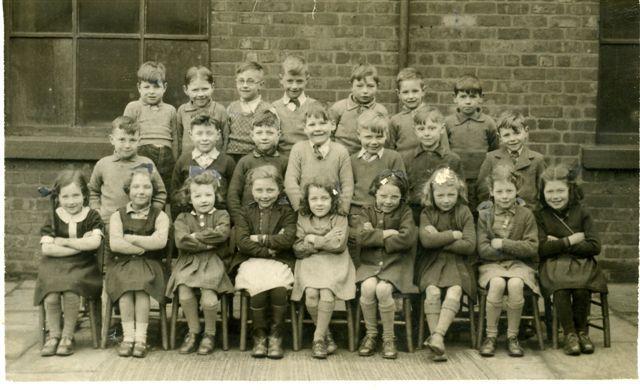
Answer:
[34, 56, 607, 364]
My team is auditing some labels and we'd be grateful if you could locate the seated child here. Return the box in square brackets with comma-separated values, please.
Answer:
[329, 64, 388, 155]
[35, 170, 103, 357]
[231, 166, 297, 359]
[166, 171, 234, 355]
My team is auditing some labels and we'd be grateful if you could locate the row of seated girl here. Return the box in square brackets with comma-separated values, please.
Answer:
[35, 161, 605, 362]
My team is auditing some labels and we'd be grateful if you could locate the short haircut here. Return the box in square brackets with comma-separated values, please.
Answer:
[298, 178, 342, 217]
[421, 167, 468, 208]
[190, 114, 221, 133]
[184, 65, 214, 86]
[486, 164, 520, 192]
[453, 75, 482, 95]
[236, 61, 264, 77]
[53, 169, 91, 207]
[357, 111, 388, 136]
[137, 61, 166, 84]
[112, 115, 140, 136]
[123, 169, 156, 197]
[413, 106, 444, 125]
[396, 67, 424, 89]
[252, 108, 280, 129]
[247, 165, 284, 192]
[281, 55, 309, 76]
[350, 63, 379, 84]
[539, 164, 583, 209]
[304, 102, 331, 122]
[496, 110, 528, 135]
[368, 169, 409, 203]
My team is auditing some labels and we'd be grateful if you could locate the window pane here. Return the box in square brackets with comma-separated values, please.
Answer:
[601, 0, 639, 41]
[144, 40, 208, 107]
[146, 0, 207, 35]
[11, 0, 72, 32]
[77, 39, 139, 125]
[597, 45, 640, 134]
[79, 0, 140, 33]
[8, 39, 73, 126]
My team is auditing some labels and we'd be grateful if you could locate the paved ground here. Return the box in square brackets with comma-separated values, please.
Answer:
[4, 279, 639, 381]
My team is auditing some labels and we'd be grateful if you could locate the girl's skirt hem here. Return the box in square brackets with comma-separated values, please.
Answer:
[234, 258, 294, 297]
[478, 260, 540, 296]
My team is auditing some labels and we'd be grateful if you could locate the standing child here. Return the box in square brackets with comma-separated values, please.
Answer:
[291, 180, 356, 359]
[476, 165, 539, 358]
[124, 61, 178, 198]
[176, 66, 229, 157]
[231, 166, 297, 359]
[477, 110, 545, 210]
[329, 64, 388, 155]
[536, 165, 606, 356]
[284, 103, 354, 216]
[166, 171, 234, 355]
[272, 55, 320, 155]
[354, 170, 418, 359]
[226, 61, 273, 162]
[35, 170, 104, 356]
[416, 167, 476, 362]
[106, 169, 170, 358]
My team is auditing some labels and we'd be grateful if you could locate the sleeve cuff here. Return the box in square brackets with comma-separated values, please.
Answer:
[40, 236, 55, 244]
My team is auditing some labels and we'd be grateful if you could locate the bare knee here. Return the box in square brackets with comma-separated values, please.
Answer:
[375, 281, 394, 301]
[445, 285, 463, 301]
[178, 285, 195, 301]
[200, 289, 219, 308]
[44, 292, 60, 305]
[425, 285, 441, 301]
[305, 288, 319, 305]
[319, 289, 335, 303]
[360, 277, 378, 301]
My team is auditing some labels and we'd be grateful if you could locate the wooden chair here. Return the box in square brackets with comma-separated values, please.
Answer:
[39, 297, 101, 349]
[550, 291, 611, 349]
[353, 292, 416, 352]
[295, 296, 356, 352]
[169, 291, 230, 350]
[237, 290, 299, 351]
[476, 286, 545, 350]
[416, 291, 476, 349]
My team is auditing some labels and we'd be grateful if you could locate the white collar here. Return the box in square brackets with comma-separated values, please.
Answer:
[356, 148, 384, 159]
[283, 93, 307, 105]
[309, 139, 331, 158]
[126, 202, 151, 216]
[192, 148, 220, 161]
[190, 208, 216, 216]
[55, 207, 90, 223]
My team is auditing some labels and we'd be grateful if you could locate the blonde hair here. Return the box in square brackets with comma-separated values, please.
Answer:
[421, 167, 468, 208]
[281, 55, 308, 76]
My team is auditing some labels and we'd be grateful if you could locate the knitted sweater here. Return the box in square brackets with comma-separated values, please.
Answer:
[226, 100, 273, 156]
[350, 149, 405, 207]
[272, 96, 320, 155]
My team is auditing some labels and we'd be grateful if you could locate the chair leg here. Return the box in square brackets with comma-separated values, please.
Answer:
[601, 293, 611, 348]
[290, 301, 299, 351]
[468, 296, 477, 349]
[39, 304, 46, 347]
[476, 292, 486, 349]
[297, 302, 304, 350]
[346, 300, 355, 352]
[552, 295, 559, 349]
[170, 293, 179, 350]
[354, 301, 361, 343]
[543, 296, 553, 342]
[100, 298, 113, 349]
[159, 303, 168, 350]
[403, 297, 414, 353]
[239, 293, 248, 351]
[88, 299, 99, 348]
[531, 295, 545, 350]
[221, 294, 229, 351]
[417, 294, 425, 350]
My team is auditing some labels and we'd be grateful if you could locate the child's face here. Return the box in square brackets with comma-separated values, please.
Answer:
[138, 80, 167, 105]
[129, 174, 153, 209]
[304, 115, 334, 145]
[251, 178, 280, 209]
[490, 180, 517, 210]
[414, 119, 444, 149]
[58, 182, 84, 215]
[280, 71, 308, 100]
[357, 128, 386, 155]
[375, 183, 401, 213]
[351, 76, 378, 105]
[109, 127, 140, 159]
[543, 180, 569, 211]
[236, 69, 263, 101]
[190, 183, 216, 214]
[308, 186, 332, 218]
[397, 79, 425, 110]
[498, 127, 527, 153]
[251, 125, 280, 152]
[184, 77, 213, 108]
[432, 183, 458, 212]
[190, 124, 220, 154]
[453, 90, 482, 116]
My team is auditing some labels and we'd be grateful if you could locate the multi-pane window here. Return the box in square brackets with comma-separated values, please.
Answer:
[6, 0, 209, 137]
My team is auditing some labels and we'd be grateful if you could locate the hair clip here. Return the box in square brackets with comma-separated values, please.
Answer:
[37, 186, 56, 198]
[433, 167, 454, 185]
[332, 188, 339, 196]
[132, 163, 153, 174]
[380, 177, 389, 186]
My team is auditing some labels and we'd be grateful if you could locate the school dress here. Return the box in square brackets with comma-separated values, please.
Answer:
[33, 207, 104, 305]
[476, 201, 540, 295]
[105, 206, 167, 303]
[165, 209, 234, 296]
[290, 214, 356, 301]
[232, 202, 297, 296]
[536, 204, 607, 297]
[416, 204, 477, 298]
[354, 204, 419, 294]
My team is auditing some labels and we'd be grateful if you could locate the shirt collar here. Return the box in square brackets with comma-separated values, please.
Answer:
[414, 141, 445, 158]
[183, 100, 212, 112]
[495, 204, 517, 216]
[455, 108, 483, 124]
[192, 148, 220, 161]
[140, 98, 163, 108]
[190, 208, 216, 216]
[112, 152, 139, 162]
[55, 207, 90, 223]
[253, 148, 280, 158]
[283, 92, 307, 105]
[240, 95, 262, 113]
[126, 202, 151, 216]
[309, 139, 331, 158]
[346, 94, 376, 111]
[401, 102, 427, 114]
[356, 148, 384, 159]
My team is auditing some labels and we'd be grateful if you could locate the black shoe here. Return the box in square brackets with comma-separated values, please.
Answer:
[251, 334, 268, 358]
[578, 331, 595, 354]
[178, 332, 198, 354]
[325, 332, 338, 355]
[425, 333, 445, 356]
[41, 337, 60, 357]
[267, 334, 284, 359]
[358, 334, 377, 356]
[311, 339, 327, 359]
[56, 337, 74, 356]
[479, 337, 496, 357]
[381, 337, 397, 359]
[563, 333, 581, 356]
[519, 320, 536, 339]
[507, 336, 524, 357]
[117, 341, 134, 357]
[267, 304, 286, 359]
[132, 342, 147, 358]
[197, 333, 215, 355]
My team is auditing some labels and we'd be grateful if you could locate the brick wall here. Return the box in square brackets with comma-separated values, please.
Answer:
[4, 0, 638, 280]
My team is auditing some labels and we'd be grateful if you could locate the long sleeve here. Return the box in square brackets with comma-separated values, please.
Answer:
[359, 210, 385, 248]
[150, 164, 168, 210]
[387, 119, 399, 150]
[174, 213, 211, 252]
[88, 162, 104, 211]
[170, 108, 179, 160]
[567, 210, 600, 257]
[314, 216, 348, 253]
[391, 153, 406, 172]
[536, 211, 570, 258]
[109, 212, 144, 255]
[264, 207, 297, 251]
[128, 211, 169, 251]
[62, 211, 104, 252]
[501, 210, 539, 259]
[176, 106, 185, 158]
[293, 217, 317, 258]
[383, 207, 417, 254]
[443, 207, 476, 255]
[476, 213, 507, 262]
[194, 211, 230, 247]
[236, 210, 272, 258]
[486, 118, 499, 152]
[220, 112, 230, 153]
[476, 156, 492, 204]
[419, 210, 457, 249]
[227, 160, 246, 222]
[170, 157, 186, 206]
[284, 146, 303, 211]
[338, 153, 354, 214]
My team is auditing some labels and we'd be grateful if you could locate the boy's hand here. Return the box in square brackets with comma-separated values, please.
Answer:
[250, 234, 260, 243]
[304, 234, 316, 245]
[362, 222, 374, 231]
[547, 235, 559, 241]
[452, 230, 463, 240]
[278, 228, 285, 235]
[568, 232, 585, 245]
[267, 249, 277, 257]
[383, 229, 399, 239]
[424, 225, 438, 234]
[491, 238, 503, 250]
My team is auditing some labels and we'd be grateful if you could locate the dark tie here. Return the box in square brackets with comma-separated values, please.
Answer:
[510, 151, 519, 164]
[290, 98, 300, 110]
[313, 144, 323, 160]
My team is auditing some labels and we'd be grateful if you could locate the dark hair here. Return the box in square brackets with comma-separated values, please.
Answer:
[453, 75, 482, 95]
[247, 165, 284, 192]
[486, 164, 520, 192]
[356, 111, 388, 136]
[413, 106, 444, 125]
[252, 108, 280, 129]
[396, 67, 424, 89]
[368, 169, 409, 204]
[236, 61, 264, 76]
[123, 169, 156, 197]
[304, 102, 331, 122]
[53, 169, 90, 207]
[496, 109, 528, 135]
[539, 164, 583, 210]
[190, 114, 222, 133]
[137, 61, 166, 84]
[298, 179, 342, 217]
[421, 167, 468, 208]
[184, 65, 214, 86]
[111, 115, 140, 136]
[180, 171, 221, 207]
[350, 63, 379, 84]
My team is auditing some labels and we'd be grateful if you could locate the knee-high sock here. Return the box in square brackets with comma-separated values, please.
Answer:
[424, 296, 441, 336]
[506, 298, 525, 338]
[359, 298, 378, 337]
[554, 290, 575, 334]
[202, 303, 218, 336]
[313, 300, 335, 341]
[306, 301, 318, 325]
[485, 298, 503, 338]
[435, 298, 460, 336]
[180, 297, 201, 334]
[45, 299, 62, 339]
[61, 292, 80, 339]
[572, 289, 591, 333]
[379, 302, 396, 339]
